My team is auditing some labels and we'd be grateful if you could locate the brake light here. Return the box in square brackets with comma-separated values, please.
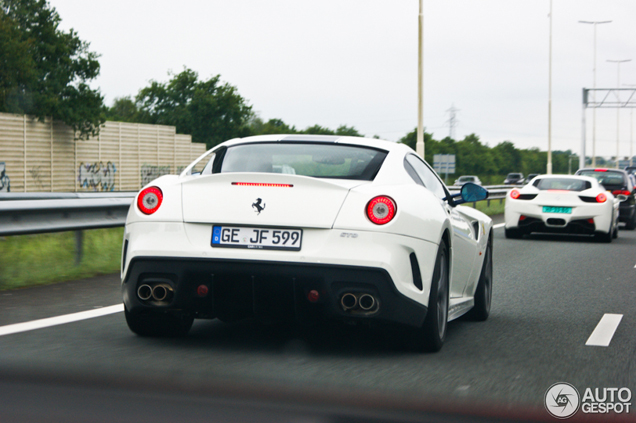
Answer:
[510, 189, 521, 199]
[366, 196, 396, 225]
[519, 215, 527, 221]
[232, 182, 293, 187]
[612, 190, 631, 196]
[594, 168, 608, 172]
[596, 193, 607, 203]
[137, 186, 163, 215]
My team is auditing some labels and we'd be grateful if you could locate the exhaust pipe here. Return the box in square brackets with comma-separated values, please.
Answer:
[359, 294, 376, 311]
[341, 293, 357, 311]
[152, 284, 174, 301]
[137, 284, 153, 301]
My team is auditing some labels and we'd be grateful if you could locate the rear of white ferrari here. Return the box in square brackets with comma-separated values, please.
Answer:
[121, 136, 446, 338]
[504, 175, 617, 239]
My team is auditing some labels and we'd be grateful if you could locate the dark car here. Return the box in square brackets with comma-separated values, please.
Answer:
[575, 168, 636, 229]
[503, 173, 524, 185]
[525, 173, 539, 184]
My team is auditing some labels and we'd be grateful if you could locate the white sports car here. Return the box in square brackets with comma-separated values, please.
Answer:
[121, 135, 493, 352]
[504, 174, 626, 242]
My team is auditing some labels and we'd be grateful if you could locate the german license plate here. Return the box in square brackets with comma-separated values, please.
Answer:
[211, 226, 302, 251]
[542, 206, 572, 214]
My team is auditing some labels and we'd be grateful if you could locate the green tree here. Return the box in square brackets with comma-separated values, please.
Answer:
[0, 0, 104, 139]
[104, 96, 139, 122]
[132, 68, 252, 148]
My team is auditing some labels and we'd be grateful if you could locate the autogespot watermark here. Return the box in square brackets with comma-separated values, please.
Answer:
[545, 382, 632, 419]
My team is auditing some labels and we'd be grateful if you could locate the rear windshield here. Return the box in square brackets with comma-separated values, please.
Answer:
[459, 176, 475, 182]
[577, 170, 626, 188]
[507, 173, 522, 178]
[533, 178, 591, 191]
[215, 142, 388, 180]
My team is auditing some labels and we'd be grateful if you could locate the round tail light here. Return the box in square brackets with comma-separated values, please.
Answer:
[137, 186, 163, 215]
[596, 193, 607, 203]
[366, 196, 396, 225]
[510, 189, 521, 199]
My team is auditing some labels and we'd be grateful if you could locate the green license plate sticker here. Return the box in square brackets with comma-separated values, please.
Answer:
[542, 206, 572, 214]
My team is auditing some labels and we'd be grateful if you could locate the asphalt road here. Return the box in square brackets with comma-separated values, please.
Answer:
[1, 216, 635, 422]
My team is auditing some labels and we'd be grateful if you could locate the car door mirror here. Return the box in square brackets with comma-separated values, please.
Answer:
[453, 182, 488, 205]
[616, 194, 629, 202]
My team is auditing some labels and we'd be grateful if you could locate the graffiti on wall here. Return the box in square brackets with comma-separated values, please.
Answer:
[0, 162, 10, 192]
[141, 164, 171, 186]
[78, 161, 116, 191]
[28, 166, 46, 189]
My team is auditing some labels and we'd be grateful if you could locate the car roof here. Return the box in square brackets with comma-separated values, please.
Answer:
[577, 167, 628, 175]
[531, 174, 598, 184]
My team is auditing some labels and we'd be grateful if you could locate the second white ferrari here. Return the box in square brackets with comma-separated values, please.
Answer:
[504, 174, 627, 242]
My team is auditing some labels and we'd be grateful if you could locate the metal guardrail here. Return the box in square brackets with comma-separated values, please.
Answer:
[0, 194, 135, 237]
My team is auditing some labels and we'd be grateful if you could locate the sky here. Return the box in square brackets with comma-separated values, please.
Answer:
[48, 0, 636, 158]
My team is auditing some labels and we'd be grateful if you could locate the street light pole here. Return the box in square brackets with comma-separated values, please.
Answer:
[607, 59, 631, 168]
[416, 0, 424, 159]
[579, 20, 612, 167]
[547, 0, 553, 174]
[625, 84, 636, 167]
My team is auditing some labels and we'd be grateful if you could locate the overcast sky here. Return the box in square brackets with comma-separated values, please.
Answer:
[48, 0, 636, 157]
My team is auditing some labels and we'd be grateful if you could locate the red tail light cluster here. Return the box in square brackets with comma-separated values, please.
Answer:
[137, 186, 163, 215]
[596, 193, 607, 203]
[612, 190, 631, 196]
[510, 189, 521, 199]
[366, 196, 396, 225]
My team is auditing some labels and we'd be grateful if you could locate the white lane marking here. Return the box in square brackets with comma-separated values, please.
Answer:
[493, 223, 505, 229]
[585, 313, 623, 347]
[0, 304, 124, 337]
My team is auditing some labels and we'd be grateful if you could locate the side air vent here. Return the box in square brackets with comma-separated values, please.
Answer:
[121, 239, 129, 274]
[518, 194, 538, 200]
[579, 196, 597, 203]
[471, 221, 480, 241]
[409, 253, 423, 290]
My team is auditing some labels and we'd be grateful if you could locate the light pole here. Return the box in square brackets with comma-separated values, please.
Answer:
[579, 20, 612, 167]
[624, 83, 636, 167]
[568, 154, 577, 174]
[547, 0, 553, 174]
[607, 59, 631, 168]
[416, 0, 424, 159]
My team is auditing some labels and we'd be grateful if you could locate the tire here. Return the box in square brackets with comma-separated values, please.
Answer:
[125, 306, 194, 337]
[595, 230, 612, 243]
[467, 232, 492, 321]
[409, 239, 449, 353]
[613, 223, 619, 239]
[625, 209, 636, 230]
[504, 227, 522, 239]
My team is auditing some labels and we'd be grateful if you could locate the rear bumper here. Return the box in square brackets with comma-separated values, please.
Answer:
[122, 257, 428, 328]
[505, 200, 614, 234]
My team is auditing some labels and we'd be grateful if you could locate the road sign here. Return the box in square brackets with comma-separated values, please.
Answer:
[433, 154, 455, 175]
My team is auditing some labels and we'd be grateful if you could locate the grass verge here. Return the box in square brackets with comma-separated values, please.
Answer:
[0, 227, 124, 291]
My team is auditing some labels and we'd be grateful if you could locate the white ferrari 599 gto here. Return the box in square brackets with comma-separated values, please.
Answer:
[504, 174, 628, 242]
[121, 135, 493, 352]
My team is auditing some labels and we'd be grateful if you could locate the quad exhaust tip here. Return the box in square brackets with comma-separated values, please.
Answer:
[137, 283, 174, 302]
[358, 294, 376, 311]
[340, 292, 378, 312]
[341, 293, 357, 310]
[137, 284, 152, 301]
